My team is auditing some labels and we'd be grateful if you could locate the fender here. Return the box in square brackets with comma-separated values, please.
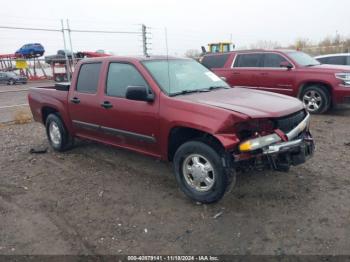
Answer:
[29, 90, 74, 133]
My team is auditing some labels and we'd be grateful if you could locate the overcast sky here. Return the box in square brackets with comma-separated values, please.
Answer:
[0, 0, 349, 56]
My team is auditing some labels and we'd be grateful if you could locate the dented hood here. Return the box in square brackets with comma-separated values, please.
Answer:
[176, 87, 304, 118]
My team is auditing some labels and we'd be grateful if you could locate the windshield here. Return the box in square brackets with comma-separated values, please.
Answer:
[287, 51, 320, 66]
[142, 59, 229, 96]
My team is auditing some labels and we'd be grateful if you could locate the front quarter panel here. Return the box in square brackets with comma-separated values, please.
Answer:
[159, 93, 248, 159]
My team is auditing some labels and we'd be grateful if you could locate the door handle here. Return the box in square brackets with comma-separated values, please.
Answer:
[233, 72, 240, 75]
[101, 101, 113, 109]
[70, 97, 80, 104]
[260, 72, 269, 76]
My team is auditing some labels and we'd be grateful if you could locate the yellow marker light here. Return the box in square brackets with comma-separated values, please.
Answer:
[239, 141, 252, 152]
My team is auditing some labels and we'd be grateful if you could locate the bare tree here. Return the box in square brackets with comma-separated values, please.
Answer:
[184, 49, 201, 59]
[250, 40, 281, 49]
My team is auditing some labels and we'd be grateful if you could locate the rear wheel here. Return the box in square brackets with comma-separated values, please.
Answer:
[301, 85, 330, 114]
[174, 141, 234, 203]
[7, 79, 15, 85]
[45, 114, 74, 151]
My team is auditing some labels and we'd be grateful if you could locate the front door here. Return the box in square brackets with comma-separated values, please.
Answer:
[96, 61, 160, 157]
[257, 53, 296, 95]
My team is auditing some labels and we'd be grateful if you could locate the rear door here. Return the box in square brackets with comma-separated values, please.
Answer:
[68, 62, 103, 138]
[230, 53, 263, 87]
[257, 52, 296, 95]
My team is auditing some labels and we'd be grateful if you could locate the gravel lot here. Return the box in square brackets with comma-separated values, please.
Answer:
[0, 108, 350, 255]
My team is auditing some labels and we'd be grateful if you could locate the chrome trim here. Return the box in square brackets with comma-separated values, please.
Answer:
[72, 120, 156, 143]
[263, 139, 303, 155]
[286, 112, 310, 141]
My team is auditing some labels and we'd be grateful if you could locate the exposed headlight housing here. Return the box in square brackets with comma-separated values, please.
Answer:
[239, 133, 281, 152]
[335, 72, 350, 86]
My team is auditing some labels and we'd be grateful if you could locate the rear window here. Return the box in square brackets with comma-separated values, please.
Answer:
[234, 53, 263, 67]
[76, 63, 101, 93]
[201, 54, 229, 68]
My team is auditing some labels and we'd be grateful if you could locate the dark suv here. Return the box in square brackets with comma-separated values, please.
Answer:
[201, 49, 350, 114]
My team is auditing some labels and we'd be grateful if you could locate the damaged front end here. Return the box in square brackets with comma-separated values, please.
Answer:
[233, 110, 315, 172]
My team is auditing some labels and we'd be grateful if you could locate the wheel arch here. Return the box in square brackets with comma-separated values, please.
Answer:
[41, 106, 59, 124]
[298, 81, 332, 99]
[167, 126, 227, 162]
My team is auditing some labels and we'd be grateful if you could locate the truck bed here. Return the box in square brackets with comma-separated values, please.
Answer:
[28, 85, 69, 124]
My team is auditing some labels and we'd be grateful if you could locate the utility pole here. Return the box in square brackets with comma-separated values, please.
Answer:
[142, 24, 148, 57]
[61, 19, 70, 82]
[66, 19, 76, 66]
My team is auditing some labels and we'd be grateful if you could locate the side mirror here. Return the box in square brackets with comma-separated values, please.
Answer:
[280, 61, 293, 69]
[125, 86, 154, 102]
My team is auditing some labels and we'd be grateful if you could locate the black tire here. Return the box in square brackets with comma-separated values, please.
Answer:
[45, 114, 74, 151]
[7, 79, 15, 85]
[301, 85, 330, 114]
[174, 140, 233, 203]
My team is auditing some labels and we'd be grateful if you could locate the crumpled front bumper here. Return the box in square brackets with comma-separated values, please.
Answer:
[235, 112, 315, 171]
[264, 131, 314, 170]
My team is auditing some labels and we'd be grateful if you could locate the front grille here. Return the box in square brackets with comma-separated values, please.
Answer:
[273, 110, 306, 133]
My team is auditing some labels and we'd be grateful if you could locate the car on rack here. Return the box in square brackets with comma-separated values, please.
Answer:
[28, 56, 314, 203]
[15, 43, 45, 58]
[201, 49, 350, 114]
[0, 71, 27, 85]
[315, 53, 350, 66]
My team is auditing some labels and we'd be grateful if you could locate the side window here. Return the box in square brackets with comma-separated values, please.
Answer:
[327, 56, 346, 65]
[76, 63, 101, 93]
[347, 56, 350, 66]
[234, 54, 262, 67]
[317, 57, 328, 64]
[106, 63, 149, 98]
[201, 54, 229, 69]
[263, 53, 288, 67]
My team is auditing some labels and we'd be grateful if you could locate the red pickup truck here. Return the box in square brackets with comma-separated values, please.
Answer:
[28, 56, 314, 203]
[201, 49, 350, 114]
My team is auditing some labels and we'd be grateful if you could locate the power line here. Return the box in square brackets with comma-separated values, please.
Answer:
[0, 25, 60, 32]
[70, 29, 141, 34]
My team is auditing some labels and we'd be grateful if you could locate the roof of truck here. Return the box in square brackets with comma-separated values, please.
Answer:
[81, 55, 186, 63]
[202, 49, 297, 56]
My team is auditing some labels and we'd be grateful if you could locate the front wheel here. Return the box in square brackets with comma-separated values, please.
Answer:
[45, 114, 74, 151]
[301, 85, 330, 114]
[174, 141, 234, 203]
[7, 79, 15, 85]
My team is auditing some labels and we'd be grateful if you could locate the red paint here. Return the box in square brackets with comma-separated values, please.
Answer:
[203, 50, 350, 106]
[28, 56, 306, 161]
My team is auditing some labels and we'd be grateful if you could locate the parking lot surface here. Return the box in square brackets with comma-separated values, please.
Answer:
[0, 108, 350, 255]
[0, 81, 53, 123]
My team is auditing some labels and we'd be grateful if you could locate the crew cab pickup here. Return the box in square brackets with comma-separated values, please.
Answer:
[28, 56, 314, 203]
[201, 49, 350, 114]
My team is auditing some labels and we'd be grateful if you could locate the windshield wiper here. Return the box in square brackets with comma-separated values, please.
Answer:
[305, 64, 319, 67]
[207, 86, 229, 90]
[169, 89, 209, 97]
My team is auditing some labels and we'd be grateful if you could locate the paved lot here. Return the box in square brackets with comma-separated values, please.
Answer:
[0, 81, 53, 123]
[0, 107, 350, 255]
